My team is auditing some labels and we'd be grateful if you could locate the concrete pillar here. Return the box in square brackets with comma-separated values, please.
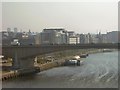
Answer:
[12, 49, 35, 70]
[12, 56, 37, 74]
[12, 51, 20, 69]
[18, 57, 36, 74]
[19, 57, 35, 69]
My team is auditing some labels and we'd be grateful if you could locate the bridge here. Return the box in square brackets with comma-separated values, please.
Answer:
[1, 43, 119, 73]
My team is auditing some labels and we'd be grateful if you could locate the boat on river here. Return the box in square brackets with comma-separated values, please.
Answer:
[103, 49, 113, 52]
[64, 59, 82, 66]
[80, 54, 88, 58]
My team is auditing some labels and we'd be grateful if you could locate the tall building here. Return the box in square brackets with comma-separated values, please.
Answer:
[96, 32, 103, 43]
[40, 28, 68, 44]
[80, 34, 85, 44]
[106, 31, 118, 43]
[88, 33, 93, 43]
[84, 34, 90, 44]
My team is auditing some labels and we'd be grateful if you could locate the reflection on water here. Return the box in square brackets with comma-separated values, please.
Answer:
[2, 51, 118, 88]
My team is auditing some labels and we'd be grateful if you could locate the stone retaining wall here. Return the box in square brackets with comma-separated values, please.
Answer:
[39, 60, 65, 71]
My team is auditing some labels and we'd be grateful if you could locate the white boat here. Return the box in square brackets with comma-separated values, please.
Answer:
[64, 59, 82, 66]
[74, 55, 80, 60]
[103, 49, 112, 52]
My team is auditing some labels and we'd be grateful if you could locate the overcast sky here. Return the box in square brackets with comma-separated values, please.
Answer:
[2, 2, 118, 34]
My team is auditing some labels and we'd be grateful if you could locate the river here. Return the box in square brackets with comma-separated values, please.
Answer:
[2, 51, 118, 88]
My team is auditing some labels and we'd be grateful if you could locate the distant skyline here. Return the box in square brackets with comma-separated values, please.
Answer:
[2, 2, 118, 34]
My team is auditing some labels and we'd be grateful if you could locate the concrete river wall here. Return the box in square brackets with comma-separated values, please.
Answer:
[1, 59, 66, 81]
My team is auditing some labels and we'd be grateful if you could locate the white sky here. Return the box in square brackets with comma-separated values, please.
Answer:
[1, 1, 118, 34]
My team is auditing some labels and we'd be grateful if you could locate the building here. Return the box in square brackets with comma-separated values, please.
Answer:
[34, 33, 41, 45]
[19, 32, 35, 45]
[40, 28, 68, 44]
[80, 33, 92, 44]
[68, 36, 80, 44]
[67, 31, 75, 36]
[79, 34, 85, 44]
[67, 31, 80, 44]
[106, 31, 119, 43]
[11, 31, 36, 45]
[2, 31, 14, 45]
[84, 34, 90, 44]
[90, 34, 99, 44]
[96, 32, 103, 43]
[102, 34, 108, 43]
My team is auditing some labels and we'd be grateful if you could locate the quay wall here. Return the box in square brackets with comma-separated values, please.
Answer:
[1, 71, 19, 81]
[39, 60, 65, 71]
[1, 60, 66, 81]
